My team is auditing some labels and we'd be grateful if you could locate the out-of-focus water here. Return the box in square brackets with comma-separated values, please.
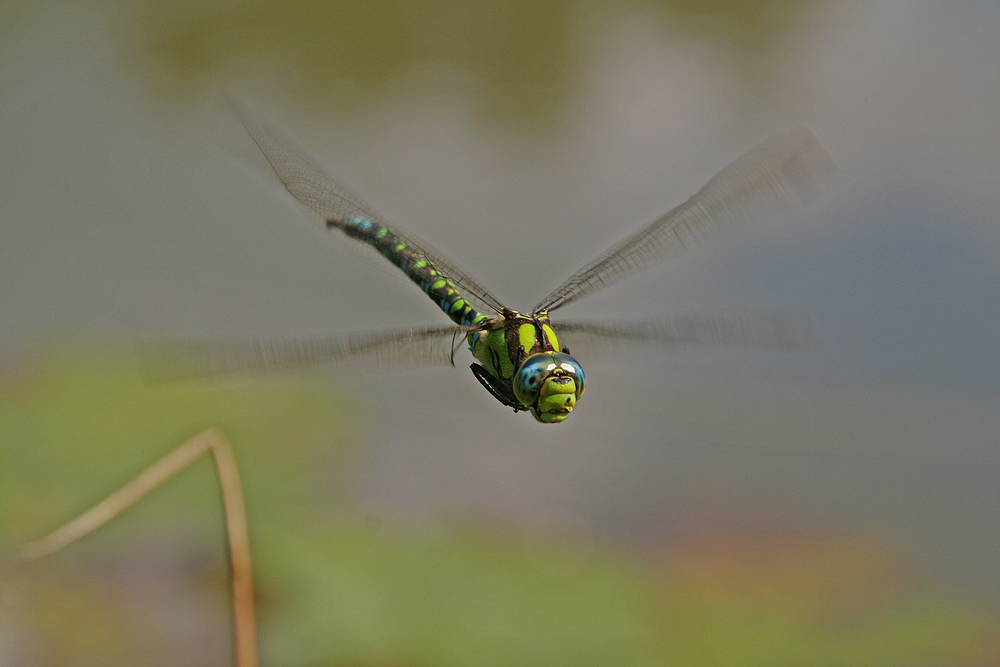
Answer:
[2, 1, 999, 664]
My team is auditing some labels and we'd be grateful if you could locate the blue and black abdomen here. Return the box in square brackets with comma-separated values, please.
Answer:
[333, 217, 487, 328]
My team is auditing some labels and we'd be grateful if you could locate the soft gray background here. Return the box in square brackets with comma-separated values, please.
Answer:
[3, 0, 998, 609]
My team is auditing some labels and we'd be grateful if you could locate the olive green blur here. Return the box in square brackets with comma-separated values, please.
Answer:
[4, 346, 999, 665]
[97, 0, 822, 128]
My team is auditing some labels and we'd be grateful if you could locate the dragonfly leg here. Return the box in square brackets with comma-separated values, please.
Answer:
[513, 344, 527, 371]
[470, 363, 523, 411]
[448, 328, 463, 367]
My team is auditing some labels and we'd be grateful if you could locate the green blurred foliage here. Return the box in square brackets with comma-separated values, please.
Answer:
[0, 343, 354, 549]
[0, 1, 22, 39]
[0, 342, 353, 664]
[110, 0, 826, 126]
[3, 345, 999, 665]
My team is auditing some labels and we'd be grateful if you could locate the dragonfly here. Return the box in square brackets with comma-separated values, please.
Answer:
[143, 108, 836, 423]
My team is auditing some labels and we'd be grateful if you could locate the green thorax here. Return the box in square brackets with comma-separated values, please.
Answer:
[467, 308, 586, 422]
[467, 308, 557, 388]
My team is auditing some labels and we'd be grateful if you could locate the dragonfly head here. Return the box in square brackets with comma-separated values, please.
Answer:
[513, 352, 586, 424]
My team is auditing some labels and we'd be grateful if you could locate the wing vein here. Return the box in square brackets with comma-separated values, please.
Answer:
[534, 128, 837, 313]
[233, 103, 507, 316]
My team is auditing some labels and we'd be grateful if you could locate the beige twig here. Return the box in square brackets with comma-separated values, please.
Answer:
[21, 428, 259, 667]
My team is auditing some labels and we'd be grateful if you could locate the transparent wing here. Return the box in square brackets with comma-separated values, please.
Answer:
[233, 102, 507, 316]
[137, 325, 475, 384]
[554, 310, 813, 359]
[534, 129, 837, 313]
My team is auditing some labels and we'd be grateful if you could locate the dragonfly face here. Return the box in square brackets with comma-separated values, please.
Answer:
[514, 351, 586, 423]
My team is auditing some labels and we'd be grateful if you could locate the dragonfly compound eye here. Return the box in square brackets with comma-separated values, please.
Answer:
[515, 352, 586, 423]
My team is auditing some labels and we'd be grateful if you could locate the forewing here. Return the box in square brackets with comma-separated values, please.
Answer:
[137, 326, 471, 384]
[233, 103, 506, 316]
[535, 129, 837, 313]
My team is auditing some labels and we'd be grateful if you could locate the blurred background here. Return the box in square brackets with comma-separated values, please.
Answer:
[2, 1, 999, 665]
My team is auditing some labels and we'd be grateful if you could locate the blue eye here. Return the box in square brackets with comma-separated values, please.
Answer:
[513, 352, 586, 407]
[555, 353, 586, 396]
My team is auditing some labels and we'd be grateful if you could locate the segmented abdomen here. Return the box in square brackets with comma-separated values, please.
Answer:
[334, 217, 488, 328]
